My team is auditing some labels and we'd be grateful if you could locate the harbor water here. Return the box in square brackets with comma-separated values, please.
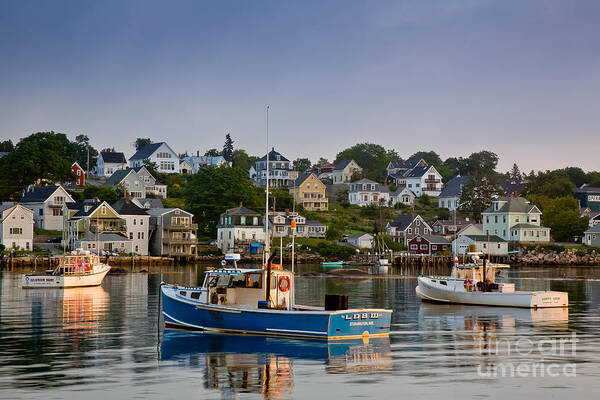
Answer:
[1, 264, 599, 399]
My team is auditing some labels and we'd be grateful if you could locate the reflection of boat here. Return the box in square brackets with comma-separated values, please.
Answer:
[22, 250, 111, 288]
[417, 253, 568, 308]
[62, 286, 110, 332]
[160, 330, 392, 374]
[162, 254, 392, 340]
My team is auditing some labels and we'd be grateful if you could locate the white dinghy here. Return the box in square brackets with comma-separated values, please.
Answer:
[416, 253, 568, 308]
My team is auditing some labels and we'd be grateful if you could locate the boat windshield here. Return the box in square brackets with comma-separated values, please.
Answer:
[206, 272, 263, 289]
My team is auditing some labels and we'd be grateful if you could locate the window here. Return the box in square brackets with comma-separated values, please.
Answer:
[39, 209, 44, 216]
[253, 217, 258, 225]
[503, 216, 506, 223]
[495, 216, 498, 223]
[130, 232, 134, 239]
[138, 232, 141, 239]
[407, 228, 412, 234]
[240, 216, 246, 225]
[410, 244, 418, 250]
[101, 206, 107, 215]
[133, 219, 137, 225]
[486, 216, 489, 223]
[9, 228, 22, 235]
[420, 244, 428, 250]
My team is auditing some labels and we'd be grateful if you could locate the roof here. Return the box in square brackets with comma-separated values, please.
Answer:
[483, 197, 539, 214]
[457, 223, 483, 235]
[111, 199, 148, 216]
[574, 187, 600, 194]
[80, 232, 130, 242]
[411, 234, 450, 244]
[465, 234, 507, 243]
[439, 175, 471, 198]
[0, 204, 16, 214]
[388, 158, 425, 170]
[511, 223, 549, 230]
[348, 233, 373, 240]
[71, 202, 114, 219]
[258, 148, 289, 162]
[0, 152, 9, 158]
[334, 160, 353, 171]
[388, 214, 416, 230]
[132, 198, 164, 209]
[406, 165, 431, 178]
[224, 206, 262, 216]
[393, 185, 415, 196]
[105, 169, 134, 186]
[305, 219, 326, 226]
[499, 180, 524, 196]
[20, 186, 61, 203]
[129, 142, 167, 161]
[294, 172, 316, 186]
[585, 224, 600, 234]
[183, 155, 227, 167]
[351, 178, 378, 185]
[65, 202, 83, 211]
[100, 151, 126, 164]
[146, 207, 191, 216]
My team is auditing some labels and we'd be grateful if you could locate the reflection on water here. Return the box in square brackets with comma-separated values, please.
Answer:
[1, 265, 600, 398]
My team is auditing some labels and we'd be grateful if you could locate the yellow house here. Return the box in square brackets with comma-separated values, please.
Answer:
[289, 173, 328, 211]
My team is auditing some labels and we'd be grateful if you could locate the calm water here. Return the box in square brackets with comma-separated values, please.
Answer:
[1, 265, 600, 399]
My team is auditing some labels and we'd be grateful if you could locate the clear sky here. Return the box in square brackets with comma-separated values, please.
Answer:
[1, 0, 599, 172]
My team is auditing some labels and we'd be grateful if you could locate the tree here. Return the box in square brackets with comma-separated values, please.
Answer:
[74, 134, 98, 171]
[335, 143, 399, 182]
[467, 150, 499, 177]
[183, 166, 264, 236]
[410, 151, 442, 166]
[232, 149, 258, 172]
[80, 185, 122, 203]
[222, 133, 234, 162]
[522, 170, 575, 198]
[508, 163, 522, 183]
[0, 132, 77, 200]
[293, 158, 312, 173]
[0, 140, 14, 152]
[459, 176, 501, 222]
[143, 159, 160, 178]
[563, 167, 587, 188]
[541, 196, 589, 242]
[205, 148, 219, 157]
[135, 138, 151, 150]
[444, 156, 470, 177]
[312, 157, 330, 169]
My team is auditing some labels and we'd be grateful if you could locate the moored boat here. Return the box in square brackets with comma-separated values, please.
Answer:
[321, 261, 344, 268]
[416, 253, 568, 308]
[161, 254, 392, 340]
[22, 250, 111, 288]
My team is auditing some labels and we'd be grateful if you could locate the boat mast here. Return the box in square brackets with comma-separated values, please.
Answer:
[264, 106, 270, 265]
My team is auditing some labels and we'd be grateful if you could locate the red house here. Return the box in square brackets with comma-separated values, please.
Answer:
[408, 234, 450, 255]
[71, 162, 85, 187]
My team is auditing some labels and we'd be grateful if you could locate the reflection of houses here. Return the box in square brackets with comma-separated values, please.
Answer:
[148, 208, 197, 256]
[347, 233, 373, 249]
[216, 206, 265, 254]
[452, 235, 508, 255]
[20, 185, 74, 231]
[482, 196, 550, 242]
[348, 179, 390, 207]
[269, 212, 327, 238]
[438, 175, 471, 211]
[64, 200, 131, 253]
[386, 214, 432, 245]
[332, 160, 362, 184]
[408, 234, 450, 255]
[289, 173, 328, 211]
[0, 204, 34, 250]
[253, 148, 296, 187]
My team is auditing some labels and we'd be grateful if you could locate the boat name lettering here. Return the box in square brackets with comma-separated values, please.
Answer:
[344, 313, 381, 320]
[350, 321, 374, 326]
[30, 278, 56, 282]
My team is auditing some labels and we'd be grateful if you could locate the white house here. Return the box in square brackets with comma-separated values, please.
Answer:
[583, 225, 600, 247]
[452, 234, 509, 255]
[96, 151, 127, 177]
[0, 204, 34, 250]
[348, 179, 391, 207]
[268, 211, 327, 239]
[112, 198, 150, 255]
[20, 185, 75, 231]
[386, 158, 427, 186]
[216, 206, 265, 253]
[179, 159, 194, 174]
[390, 186, 416, 206]
[405, 166, 443, 197]
[347, 233, 373, 249]
[182, 154, 229, 173]
[129, 142, 179, 174]
[438, 175, 471, 211]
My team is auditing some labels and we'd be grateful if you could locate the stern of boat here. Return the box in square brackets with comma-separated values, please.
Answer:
[327, 309, 392, 340]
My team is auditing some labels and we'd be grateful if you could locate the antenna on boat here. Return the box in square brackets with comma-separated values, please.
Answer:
[264, 105, 270, 266]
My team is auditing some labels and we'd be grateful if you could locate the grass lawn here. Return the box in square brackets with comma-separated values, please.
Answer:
[34, 228, 62, 236]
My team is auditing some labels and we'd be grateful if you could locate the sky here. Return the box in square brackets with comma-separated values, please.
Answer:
[1, 0, 599, 172]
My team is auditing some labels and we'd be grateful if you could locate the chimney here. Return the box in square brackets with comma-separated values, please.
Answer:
[147, 139, 151, 151]
[94, 197, 99, 203]
[197, 150, 199, 157]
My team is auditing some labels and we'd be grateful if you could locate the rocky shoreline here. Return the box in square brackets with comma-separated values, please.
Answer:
[509, 246, 600, 266]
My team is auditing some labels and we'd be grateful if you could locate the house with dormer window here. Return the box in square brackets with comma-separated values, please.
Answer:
[405, 166, 443, 197]
[252, 148, 297, 187]
[216, 206, 265, 253]
[268, 211, 327, 239]
[482, 195, 550, 242]
[129, 142, 178, 174]
[386, 214, 432, 245]
[348, 179, 390, 206]
[289, 173, 328, 211]
[386, 158, 428, 186]
[105, 169, 146, 198]
[20, 185, 75, 231]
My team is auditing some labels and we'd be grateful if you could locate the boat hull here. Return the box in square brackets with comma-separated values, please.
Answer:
[161, 285, 392, 340]
[22, 265, 111, 288]
[416, 276, 568, 308]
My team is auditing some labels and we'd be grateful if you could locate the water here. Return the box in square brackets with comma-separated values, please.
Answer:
[1, 265, 600, 399]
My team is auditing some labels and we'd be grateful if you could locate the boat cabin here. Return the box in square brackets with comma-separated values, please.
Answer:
[449, 253, 513, 292]
[56, 251, 101, 275]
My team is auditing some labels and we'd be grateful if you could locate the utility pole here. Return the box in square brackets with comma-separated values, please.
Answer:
[86, 145, 90, 179]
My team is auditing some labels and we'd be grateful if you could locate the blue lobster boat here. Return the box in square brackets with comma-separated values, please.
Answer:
[161, 255, 392, 340]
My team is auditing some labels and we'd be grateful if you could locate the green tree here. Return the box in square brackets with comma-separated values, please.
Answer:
[459, 176, 501, 222]
[205, 148, 220, 157]
[183, 166, 264, 236]
[523, 170, 575, 198]
[293, 158, 312, 172]
[410, 151, 442, 166]
[222, 133, 234, 161]
[0, 132, 77, 200]
[232, 149, 258, 172]
[541, 196, 589, 242]
[0, 140, 14, 152]
[467, 150, 499, 176]
[135, 138, 151, 150]
[142, 159, 160, 178]
[335, 143, 398, 182]
[80, 185, 122, 203]
[508, 163, 522, 183]
[74, 134, 98, 171]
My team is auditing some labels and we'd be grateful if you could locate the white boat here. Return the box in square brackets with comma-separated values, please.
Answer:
[416, 253, 568, 308]
[22, 250, 111, 288]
